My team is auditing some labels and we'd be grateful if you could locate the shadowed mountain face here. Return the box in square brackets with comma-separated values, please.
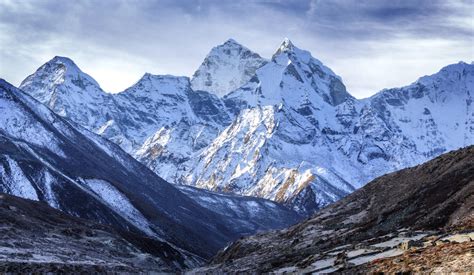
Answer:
[19, 40, 474, 215]
[0, 193, 192, 272]
[0, 79, 302, 264]
[200, 145, 474, 272]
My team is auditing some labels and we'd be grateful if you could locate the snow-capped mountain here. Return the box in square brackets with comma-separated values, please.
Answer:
[115, 73, 231, 180]
[191, 39, 268, 97]
[200, 145, 474, 273]
[19, 56, 116, 132]
[18, 39, 474, 215]
[19, 57, 232, 180]
[187, 41, 473, 214]
[367, 61, 474, 156]
[185, 39, 365, 213]
[0, 79, 302, 262]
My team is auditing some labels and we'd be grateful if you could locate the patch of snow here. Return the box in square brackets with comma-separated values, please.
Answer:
[83, 179, 157, 237]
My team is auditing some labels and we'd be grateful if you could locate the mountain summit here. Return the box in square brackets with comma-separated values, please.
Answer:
[18, 40, 474, 215]
[191, 39, 268, 97]
[0, 78, 301, 263]
[19, 56, 114, 131]
[274, 37, 295, 56]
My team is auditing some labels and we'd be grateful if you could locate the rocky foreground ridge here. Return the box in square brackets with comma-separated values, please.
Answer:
[194, 145, 474, 273]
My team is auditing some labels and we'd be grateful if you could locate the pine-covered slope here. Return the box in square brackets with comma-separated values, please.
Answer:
[0, 79, 301, 263]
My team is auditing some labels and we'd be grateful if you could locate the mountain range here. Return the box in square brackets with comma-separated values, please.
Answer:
[1, 37, 473, 272]
[0, 79, 301, 268]
[18, 38, 474, 215]
[198, 145, 474, 272]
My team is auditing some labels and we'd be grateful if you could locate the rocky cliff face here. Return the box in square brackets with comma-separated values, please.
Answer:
[0, 193, 195, 272]
[184, 41, 474, 214]
[0, 79, 302, 262]
[191, 39, 268, 97]
[19, 56, 116, 133]
[18, 40, 474, 215]
[198, 145, 474, 273]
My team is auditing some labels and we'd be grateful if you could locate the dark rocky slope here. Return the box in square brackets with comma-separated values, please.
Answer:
[0, 193, 189, 272]
[198, 145, 474, 272]
[0, 79, 302, 265]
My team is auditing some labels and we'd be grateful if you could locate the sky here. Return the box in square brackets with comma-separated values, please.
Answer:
[0, 0, 473, 98]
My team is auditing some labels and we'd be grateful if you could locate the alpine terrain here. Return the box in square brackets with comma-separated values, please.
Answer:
[0, 193, 188, 272]
[196, 145, 474, 273]
[19, 39, 474, 215]
[0, 79, 302, 269]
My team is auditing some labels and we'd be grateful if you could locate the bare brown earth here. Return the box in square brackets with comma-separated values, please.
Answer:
[195, 145, 474, 273]
[351, 241, 473, 273]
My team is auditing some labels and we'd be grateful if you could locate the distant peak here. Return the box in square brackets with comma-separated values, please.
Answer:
[224, 38, 239, 45]
[416, 61, 474, 84]
[19, 55, 102, 89]
[423, 61, 474, 79]
[273, 38, 298, 58]
[442, 61, 473, 71]
[47, 56, 79, 69]
[280, 38, 294, 51]
[217, 38, 246, 50]
[136, 73, 190, 88]
[51, 55, 74, 63]
[43, 56, 82, 74]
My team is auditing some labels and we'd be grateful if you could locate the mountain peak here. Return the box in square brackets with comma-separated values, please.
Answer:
[439, 61, 473, 73]
[21, 56, 100, 89]
[139, 73, 189, 84]
[191, 39, 267, 97]
[273, 38, 296, 56]
[280, 38, 295, 51]
[222, 38, 241, 47]
[125, 73, 191, 96]
[412, 61, 474, 89]
[50, 55, 76, 64]
[18, 56, 104, 114]
[44, 56, 83, 76]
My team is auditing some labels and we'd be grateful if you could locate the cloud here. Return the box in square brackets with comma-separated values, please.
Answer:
[0, 0, 472, 97]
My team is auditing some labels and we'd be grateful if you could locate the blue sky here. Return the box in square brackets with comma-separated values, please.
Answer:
[0, 0, 473, 97]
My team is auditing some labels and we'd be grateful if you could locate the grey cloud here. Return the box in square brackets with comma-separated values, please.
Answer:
[0, 0, 472, 97]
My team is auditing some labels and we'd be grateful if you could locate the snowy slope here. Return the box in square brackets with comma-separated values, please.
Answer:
[19, 59, 232, 182]
[191, 39, 268, 97]
[0, 193, 200, 272]
[177, 185, 302, 235]
[367, 62, 474, 156]
[185, 40, 473, 214]
[19, 56, 116, 132]
[18, 40, 474, 216]
[185, 39, 363, 213]
[114, 74, 232, 180]
[0, 79, 301, 261]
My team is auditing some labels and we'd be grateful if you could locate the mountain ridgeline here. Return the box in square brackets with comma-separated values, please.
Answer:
[18, 39, 474, 216]
[199, 145, 474, 272]
[0, 79, 302, 268]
